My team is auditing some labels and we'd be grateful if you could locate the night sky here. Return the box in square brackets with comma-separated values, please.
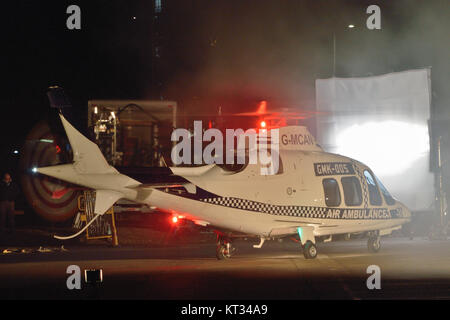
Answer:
[1, 0, 449, 174]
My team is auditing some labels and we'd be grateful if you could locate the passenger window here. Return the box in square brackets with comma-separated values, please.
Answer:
[364, 170, 382, 206]
[341, 176, 362, 206]
[322, 178, 341, 207]
[375, 176, 396, 205]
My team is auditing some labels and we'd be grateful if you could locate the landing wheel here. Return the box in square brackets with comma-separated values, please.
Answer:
[303, 240, 318, 259]
[216, 245, 231, 260]
[216, 236, 235, 260]
[367, 237, 381, 253]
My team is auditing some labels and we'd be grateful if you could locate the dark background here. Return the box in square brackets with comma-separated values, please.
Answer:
[1, 0, 449, 176]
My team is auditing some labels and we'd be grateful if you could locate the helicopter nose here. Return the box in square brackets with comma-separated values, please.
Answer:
[399, 202, 412, 220]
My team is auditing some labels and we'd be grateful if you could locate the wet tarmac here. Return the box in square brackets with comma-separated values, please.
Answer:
[1, 236, 449, 300]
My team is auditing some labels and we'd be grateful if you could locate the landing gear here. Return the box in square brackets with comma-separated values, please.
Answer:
[367, 235, 381, 253]
[216, 235, 235, 260]
[302, 240, 318, 259]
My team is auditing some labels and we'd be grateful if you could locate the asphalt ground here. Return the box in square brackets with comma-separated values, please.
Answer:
[0, 233, 449, 300]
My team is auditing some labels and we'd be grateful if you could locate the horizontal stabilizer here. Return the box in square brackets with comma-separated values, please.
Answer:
[94, 190, 123, 215]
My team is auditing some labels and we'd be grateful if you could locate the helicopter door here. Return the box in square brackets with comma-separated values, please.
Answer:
[363, 170, 383, 206]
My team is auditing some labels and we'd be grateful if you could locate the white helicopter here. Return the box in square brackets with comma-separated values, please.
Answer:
[36, 113, 411, 259]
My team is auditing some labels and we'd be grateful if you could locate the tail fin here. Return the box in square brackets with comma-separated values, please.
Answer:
[37, 114, 136, 216]
[59, 114, 115, 174]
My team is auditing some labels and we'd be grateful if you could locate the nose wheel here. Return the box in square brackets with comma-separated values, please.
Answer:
[367, 236, 381, 253]
[302, 240, 318, 259]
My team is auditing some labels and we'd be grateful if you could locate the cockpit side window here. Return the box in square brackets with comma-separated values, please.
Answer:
[341, 176, 363, 206]
[364, 170, 382, 206]
[322, 178, 341, 207]
[375, 176, 396, 205]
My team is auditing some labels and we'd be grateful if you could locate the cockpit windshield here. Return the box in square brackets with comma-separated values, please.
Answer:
[375, 175, 396, 205]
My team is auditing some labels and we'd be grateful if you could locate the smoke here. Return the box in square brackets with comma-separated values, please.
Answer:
[161, 0, 341, 113]
[158, 0, 449, 119]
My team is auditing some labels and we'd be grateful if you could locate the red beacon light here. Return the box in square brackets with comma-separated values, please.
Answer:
[171, 215, 185, 224]
[259, 120, 268, 134]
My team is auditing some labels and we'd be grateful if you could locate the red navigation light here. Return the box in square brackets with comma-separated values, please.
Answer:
[171, 216, 178, 224]
[55, 145, 61, 154]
